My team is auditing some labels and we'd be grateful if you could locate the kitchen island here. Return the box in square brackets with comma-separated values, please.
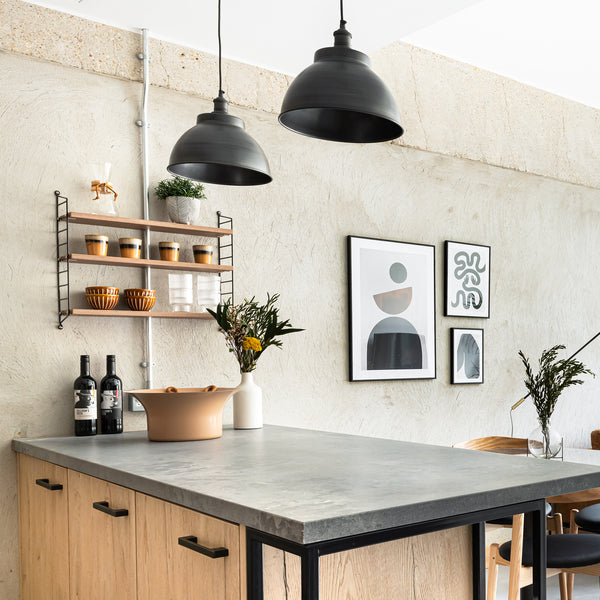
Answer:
[13, 426, 600, 599]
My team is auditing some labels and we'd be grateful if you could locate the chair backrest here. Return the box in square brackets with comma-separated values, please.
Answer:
[591, 429, 600, 450]
[453, 436, 528, 454]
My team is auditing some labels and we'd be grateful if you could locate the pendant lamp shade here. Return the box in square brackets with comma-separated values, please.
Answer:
[168, 94, 272, 186]
[279, 25, 403, 143]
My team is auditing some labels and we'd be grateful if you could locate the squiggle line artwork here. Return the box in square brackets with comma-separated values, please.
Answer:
[451, 251, 486, 310]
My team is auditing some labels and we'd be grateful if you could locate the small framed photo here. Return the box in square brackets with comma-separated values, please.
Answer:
[347, 235, 436, 381]
[444, 241, 490, 318]
[451, 328, 484, 384]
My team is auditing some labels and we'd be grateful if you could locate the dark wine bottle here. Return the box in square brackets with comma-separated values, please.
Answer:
[74, 355, 97, 436]
[100, 355, 123, 434]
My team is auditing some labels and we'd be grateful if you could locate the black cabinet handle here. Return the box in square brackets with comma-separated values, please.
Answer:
[35, 478, 63, 491]
[178, 535, 229, 559]
[92, 501, 129, 517]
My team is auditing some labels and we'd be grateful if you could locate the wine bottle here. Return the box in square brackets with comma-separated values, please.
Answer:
[100, 354, 123, 434]
[74, 355, 97, 436]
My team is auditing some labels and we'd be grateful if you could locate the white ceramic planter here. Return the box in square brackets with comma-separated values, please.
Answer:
[233, 372, 263, 429]
[166, 196, 201, 225]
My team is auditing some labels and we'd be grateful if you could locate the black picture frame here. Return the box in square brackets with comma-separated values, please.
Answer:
[451, 328, 484, 384]
[444, 241, 491, 318]
[347, 235, 436, 382]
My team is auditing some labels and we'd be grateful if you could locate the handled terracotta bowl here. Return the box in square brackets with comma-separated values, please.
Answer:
[127, 386, 236, 441]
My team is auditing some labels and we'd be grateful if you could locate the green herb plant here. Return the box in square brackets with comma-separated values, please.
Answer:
[519, 344, 594, 455]
[207, 294, 303, 373]
[154, 176, 206, 200]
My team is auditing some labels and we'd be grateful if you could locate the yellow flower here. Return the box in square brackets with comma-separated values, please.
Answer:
[242, 337, 262, 352]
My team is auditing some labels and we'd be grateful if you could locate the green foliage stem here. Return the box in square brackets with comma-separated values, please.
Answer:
[519, 344, 594, 429]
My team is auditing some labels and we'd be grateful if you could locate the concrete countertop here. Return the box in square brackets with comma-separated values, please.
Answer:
[12, 425, 600, 544]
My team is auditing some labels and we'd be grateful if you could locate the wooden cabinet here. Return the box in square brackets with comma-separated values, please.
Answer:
[17, 454, 70, 600]
[17, 456, 244, 600]
[68, 471, 136, 600]
[136, 492, 243, 600]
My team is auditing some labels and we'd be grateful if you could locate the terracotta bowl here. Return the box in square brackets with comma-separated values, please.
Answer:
[125, 295, 156, 311]
[127, 387, 236, 441]
[86, 286, 119, 295]
[85, 293, 119, 310]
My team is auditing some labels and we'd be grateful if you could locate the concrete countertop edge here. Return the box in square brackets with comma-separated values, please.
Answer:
[14, 437, 600, 544]
[12, 438, 308, 543]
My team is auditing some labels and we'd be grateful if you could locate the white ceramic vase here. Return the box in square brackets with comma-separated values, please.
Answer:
[166, 196, 200, 225]
[234, 372, 263, 429]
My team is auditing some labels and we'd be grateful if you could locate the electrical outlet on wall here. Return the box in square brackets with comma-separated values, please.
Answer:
[127, 393, 145, 412]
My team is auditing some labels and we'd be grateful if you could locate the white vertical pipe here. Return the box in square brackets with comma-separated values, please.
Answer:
[140, 28, 153, 389]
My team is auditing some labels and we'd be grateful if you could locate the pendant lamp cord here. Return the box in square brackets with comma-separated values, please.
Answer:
[340, 0, 346, 26]
[218, 0, 224, 95]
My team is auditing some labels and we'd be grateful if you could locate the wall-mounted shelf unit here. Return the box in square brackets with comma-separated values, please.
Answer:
[64, 254, 233, 274]
[55, 191, 234, 329]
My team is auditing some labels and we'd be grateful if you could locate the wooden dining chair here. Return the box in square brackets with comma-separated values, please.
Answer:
[453, 436, 600, 600]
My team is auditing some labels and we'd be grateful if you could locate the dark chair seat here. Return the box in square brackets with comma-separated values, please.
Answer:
[499, 534, 600, 568]
[488, 502, 552, 526]
[574, 503, 600, 533]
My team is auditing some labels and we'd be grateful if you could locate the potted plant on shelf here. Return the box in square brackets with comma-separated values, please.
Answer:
[207, 294, 303, 429]
[154, 176, 206, 225]
[519, 344, 594, 458]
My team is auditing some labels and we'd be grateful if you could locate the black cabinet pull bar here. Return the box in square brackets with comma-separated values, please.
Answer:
[92, 501, 129, 517]
[35, 478, 63, 491]
[178, 535, 229, 558]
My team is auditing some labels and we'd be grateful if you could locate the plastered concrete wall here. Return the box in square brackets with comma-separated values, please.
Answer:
[1, 5, 600, 598]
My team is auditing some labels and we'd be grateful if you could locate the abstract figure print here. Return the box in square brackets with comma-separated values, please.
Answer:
[348, 236, 436, 381]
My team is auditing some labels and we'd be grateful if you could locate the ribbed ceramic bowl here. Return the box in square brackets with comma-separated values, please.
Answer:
[86, 286, 119, 295]
[127, 387, 236, 441]
[85, 293, 119, 310]
[124, 288, 156, 297]
[125, 295, 156, 311]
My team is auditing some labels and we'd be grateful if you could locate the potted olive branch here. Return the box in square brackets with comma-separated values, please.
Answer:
[519, 344, 594, 458]
[155, 176, 206, 225]
[207, 293, 303, 429]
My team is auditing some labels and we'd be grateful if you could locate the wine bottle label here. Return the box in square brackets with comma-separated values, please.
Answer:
[74, 389, 97, 420]
[100, 390, 122, 417]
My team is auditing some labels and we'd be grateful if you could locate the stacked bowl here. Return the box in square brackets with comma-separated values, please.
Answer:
[85, 286, 119, 310]
[124, 288, 156, 312]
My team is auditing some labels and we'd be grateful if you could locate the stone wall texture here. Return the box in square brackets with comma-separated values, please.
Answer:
[1, 1, 600, 597]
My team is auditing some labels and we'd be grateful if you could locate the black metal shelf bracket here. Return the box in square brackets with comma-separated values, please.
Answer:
[217, 212, 234, 304]
[55, 190, 71, 329]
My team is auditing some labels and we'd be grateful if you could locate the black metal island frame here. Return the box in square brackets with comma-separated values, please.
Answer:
[13, 426, 600, 600]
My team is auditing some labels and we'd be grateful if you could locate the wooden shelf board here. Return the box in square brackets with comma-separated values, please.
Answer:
[59, 212, 233, 237]
[64, 253, 233, 273]
[69, 309, 213, 319]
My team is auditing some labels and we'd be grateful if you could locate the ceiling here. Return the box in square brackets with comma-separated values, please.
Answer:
[25, 0, 600, 109]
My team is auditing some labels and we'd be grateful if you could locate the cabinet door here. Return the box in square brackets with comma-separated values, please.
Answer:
[136, 492, 241, 600]
[18, 454, 70, 600]
[68, 470, 136, 600]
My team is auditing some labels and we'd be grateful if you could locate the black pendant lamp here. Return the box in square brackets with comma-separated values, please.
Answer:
[279, 0, 403, 143]
[168, 0, 272, 185]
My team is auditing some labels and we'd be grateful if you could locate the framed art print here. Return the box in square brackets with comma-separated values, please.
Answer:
[451, 328, 484, 384]
[444, 241, 490, 318]
[347, 236, 436, 381]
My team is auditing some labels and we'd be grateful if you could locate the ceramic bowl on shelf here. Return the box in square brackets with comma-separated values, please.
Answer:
[127, 386, 236, 441]
[85, 293, 119, 310]
[124, 288, 156, 311]
[86, 286, 119, 296]
[124, 288, 156, 297]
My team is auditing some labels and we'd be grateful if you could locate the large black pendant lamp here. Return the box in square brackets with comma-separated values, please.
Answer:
[279, 0, 403, 143]
[168, 0, 272, 185]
